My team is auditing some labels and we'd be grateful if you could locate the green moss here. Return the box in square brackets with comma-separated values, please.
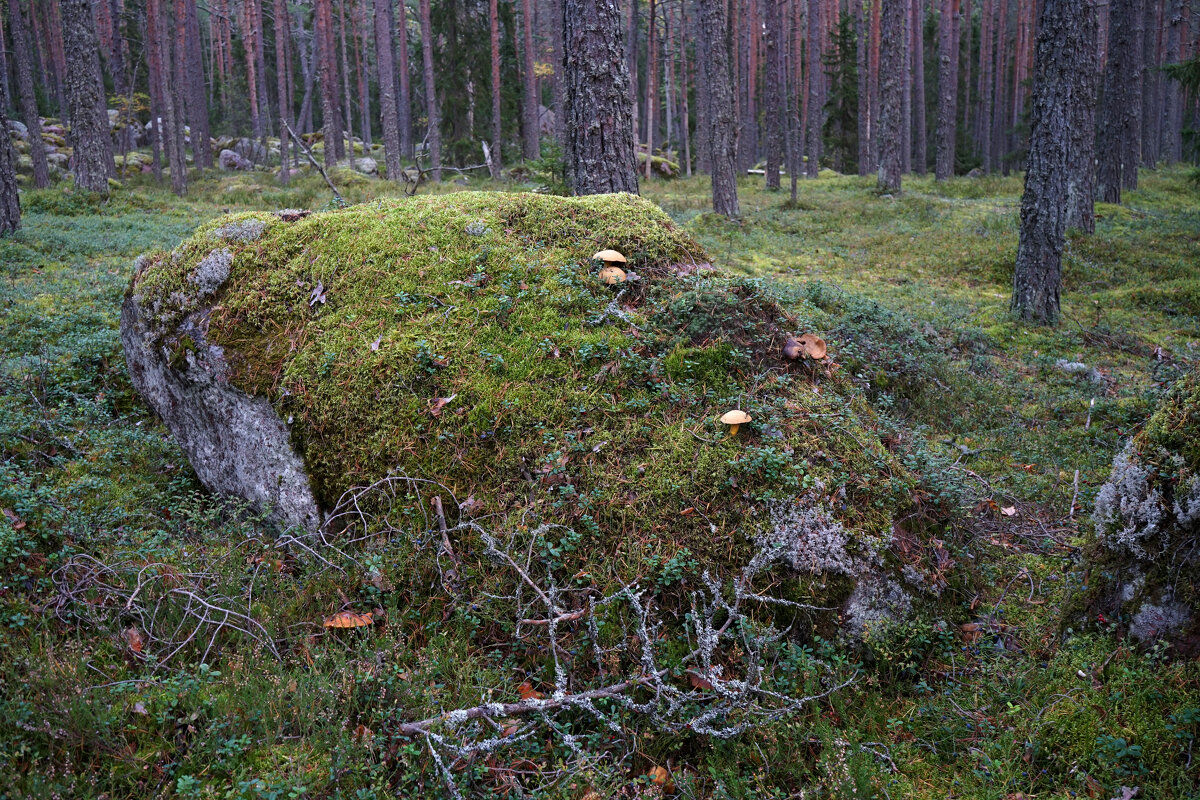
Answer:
[130, 191, 954, 597]
[1139, 369, 1200, 472]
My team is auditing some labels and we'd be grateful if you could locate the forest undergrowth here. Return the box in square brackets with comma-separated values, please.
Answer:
[0, 168, 1197, 799]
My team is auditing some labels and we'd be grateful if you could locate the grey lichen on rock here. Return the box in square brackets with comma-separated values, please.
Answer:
[1077, 370, 1200, 651]
[120, 292, 323, 532]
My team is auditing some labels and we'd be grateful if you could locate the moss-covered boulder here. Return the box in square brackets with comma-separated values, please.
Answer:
[122, 191, 962, 635]
[1081, 371, 1200, 653]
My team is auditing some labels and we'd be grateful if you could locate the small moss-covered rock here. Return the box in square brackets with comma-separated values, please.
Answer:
[124, 191, 963, 634]
[1079, 371, 1200, 652]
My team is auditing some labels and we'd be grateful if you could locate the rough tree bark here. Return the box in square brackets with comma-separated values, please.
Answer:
[763, 0, 784, 189]
[275, 0, 293, 183]
[61, 0, 116, 194]
[935, 0, 959, 180]
[806, 0, 821, 177]
[1097, 0, 1143, 202]
[1012, 0, 1091, 324]
[374, 0, 403, 180]
[1066, 0, 1099, 233]
[876, 0, 905, 192]
[182, 0, 212, 169]
[7, 0, 49, 188]
[855, 0, 870, 174]
[490, 0, 503, 177]
[418, 0, 441, 180]
[159, 0, 188, 195]
[0, 77, 20, 235]
[521, 0, 540, 159]
[397, 0, 412, 159]
[562, 0, 639, 195]
[697, 0, 740, 215]
[911, 0, 927, 175]
[645, 0, 658, 178]
[1163, 0, 1184, 162]
[317, 0, 345, 166]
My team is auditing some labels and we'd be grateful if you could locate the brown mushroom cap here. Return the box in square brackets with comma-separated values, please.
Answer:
[592, 249, 628, 264]
[598, 265, 628, 285]
[720, 409, 752, 425]
[795, 334, 827, 360]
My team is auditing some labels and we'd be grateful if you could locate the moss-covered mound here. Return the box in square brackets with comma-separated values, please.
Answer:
[126, 191, 961, 632]
[1082, 370, 1200, 652]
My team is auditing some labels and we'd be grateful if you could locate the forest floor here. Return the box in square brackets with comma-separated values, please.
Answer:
[0, 166, 1198, 799]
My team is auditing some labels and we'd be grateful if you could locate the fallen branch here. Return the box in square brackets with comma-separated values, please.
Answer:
[281, 118, 344, 207]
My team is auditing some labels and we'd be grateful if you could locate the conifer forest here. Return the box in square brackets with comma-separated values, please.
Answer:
[0, 0, 1199, 797]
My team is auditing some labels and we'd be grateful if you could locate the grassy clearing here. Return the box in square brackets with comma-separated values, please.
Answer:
[0, 168, 1197, 799]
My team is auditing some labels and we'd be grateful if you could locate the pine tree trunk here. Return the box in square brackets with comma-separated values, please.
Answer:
[146, 0, 165, 181]
[645, 0, 658, 178]
[356, 0, 371, 147]
[934, 0, 959, 180]
[61, 0, 116, 194]
[0, 78, 21, 235]
[868, 0, 882, 168]
[8, 0, 49, 188]
[628, 0, 639, 141]
[876, 0, 905, 192]
[693, 0, 712, 175]
[276, 0, 293, 182]
[1012, 0, 1090, 324]
[339, 0, 356, 152]
[764, 0, 784, 188]
[182, 0, 212, 169]
[374, 0, 403, 180]
[489, 0, 503, 176]
[1163, 0, 1183, 162]
[1141, 0, 1162, 166]
[1097, 0, 1142, 202]
[912, 0, 927, 175]
[397, 0, 412, 158]
[855, 0, 871, 174]
[806, 0, 821, 176]
[317, 0, 344, 166]
[990, 0, 1007, 172]
[162, 0, 188, 195]
[977, 0, 993, 171]
[562, 0, 638, 194]
[698, 0, 740, 215]
[902, 0, 912, 174]
[418, 0, 441, 179]
[521, 0, 540, 159]
[1066, 0, 1098, 234]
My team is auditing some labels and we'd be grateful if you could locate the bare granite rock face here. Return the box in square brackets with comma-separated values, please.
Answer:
[120, 258, 322, 532]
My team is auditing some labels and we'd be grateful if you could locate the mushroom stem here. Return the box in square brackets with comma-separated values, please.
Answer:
[729, 423, 740, 437]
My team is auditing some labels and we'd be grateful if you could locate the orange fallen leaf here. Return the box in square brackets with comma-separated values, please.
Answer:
[352, 723, 373, 743]
[517, 681, 544, 701]
[323, 611, 374, 629]
[647, 766, 674, 791]
[687, 671, 713, 690]
[123, 626, 144, 654]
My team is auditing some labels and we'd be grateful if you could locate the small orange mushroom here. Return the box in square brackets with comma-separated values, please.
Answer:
[720, 409, 752, 437]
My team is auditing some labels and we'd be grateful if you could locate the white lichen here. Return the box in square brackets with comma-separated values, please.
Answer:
[214, 218, 267, 243]
[188, 248, 233, 298]
[764, 497, 882, 577]
[1093, 443, 1165, 559]
[843, 576, 913, 637]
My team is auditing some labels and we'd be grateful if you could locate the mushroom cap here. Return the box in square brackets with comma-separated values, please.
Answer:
[598, 265, 628, 285]
[592, 249, 628, 264]
[796, 334, 827, 360]
[720, 409, 752, 425]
